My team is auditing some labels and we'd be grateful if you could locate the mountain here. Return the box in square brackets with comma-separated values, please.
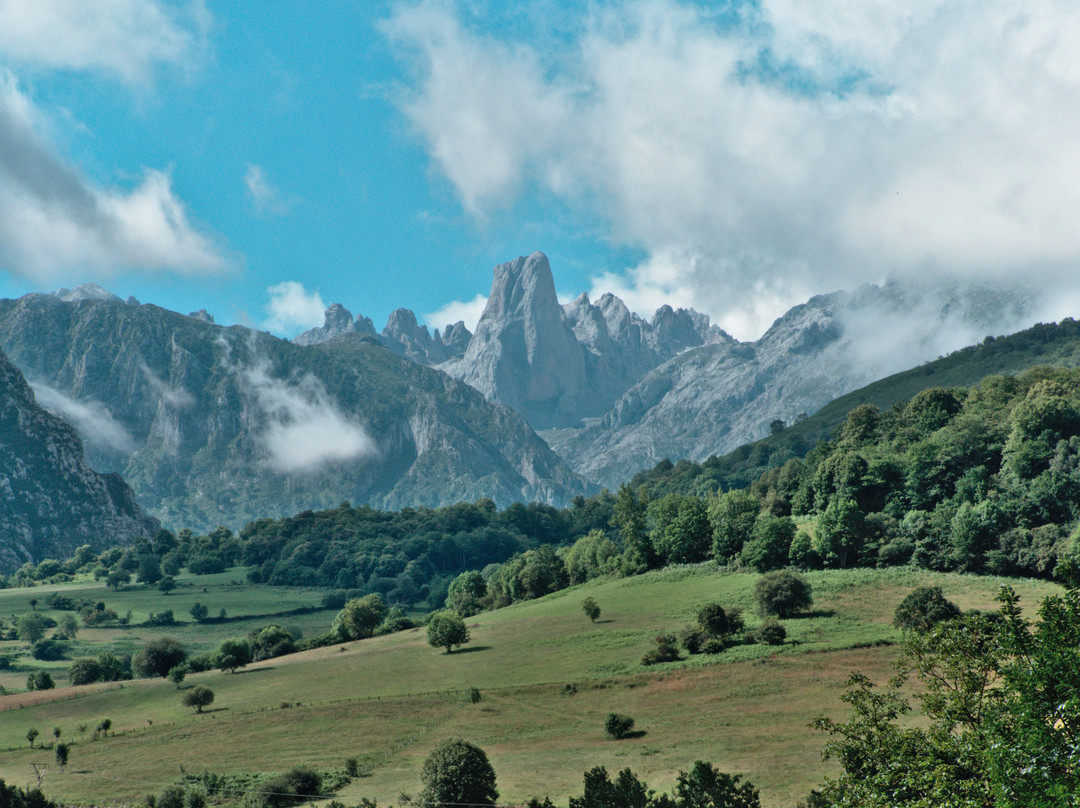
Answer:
[295, 303, 469, 364]
[441, 252, 729, 429]
[0, 346, 157, 573]
[0, 291, 592, 532]
[547, 282, 1034, 489]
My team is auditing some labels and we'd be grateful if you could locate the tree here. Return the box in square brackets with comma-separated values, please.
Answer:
[96, 719, 111, 737]
[249, 624, 295, 661]
[54, 742, 69, 770]
[427, 610, 470, 653]
[216, 639, 252, 673]
[813, 496, 865, 568]
[754, 570, 813, 618]
[333, 594, 388, 640]
[654, 496, 712, 564]
[612, 484, 655, 574]
[26, 671, 53, 691]
[168, 664, 188, 689]
[56, 612, 79, 639]
[417, 738, 497, 808]
[564, 530, 620, 585]
[641, 633, 681, 665]
[132, 637, 186, 678]
[17, 612, 47, 644]
[26, 728, 38, 748]
[673, 761, 760, 808]
[189, 602, 209, 622]
[709, 490, 760, 562]
[582, 597, 601, 623]
[697, 604, 744, 639]
[137, 553, 162, 585]
[568, 766, 655, 808]
[68, 657, 103, 686]
[106, 569, 130, 590]
[740, 514, 796, 572]
[446, 570, 488, 617]
[604, 713, 635, 739]
[893, 586, 961, 632]
[157, 576, 177, 595]
[182, 686, 214, 713]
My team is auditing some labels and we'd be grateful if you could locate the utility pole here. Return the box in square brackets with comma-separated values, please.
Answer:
[30, 762, 47, 788]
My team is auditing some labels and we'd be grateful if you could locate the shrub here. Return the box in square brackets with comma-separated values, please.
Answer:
[893, 586, 962, 632]
[133, 638, 187, 678]
[26, 670, 54, 691]
[641, 633, 681, 665]
[604, 713, 636, 739]
[581, 597, 601, 623]
[754, 570, 814, 618]
[69, 657, 103, 685]
[417, 738, 498, 808]
[466, 687, 482, 704]
[31, 639, 67, 661]
[756, 619, 787, 645]
[680, 625, 708, 654]
[182, 686, 214, 713]
[701, 638, 728, 655]
[698, 603, 744, 638]
[426, 610, 470, 654]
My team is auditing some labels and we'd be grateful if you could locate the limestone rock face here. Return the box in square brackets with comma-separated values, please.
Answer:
[294, 303, 365, 346]
[382, 308, 448, 365]
[0, 293, 592, 531]
[437, 321, 472, 359]
[0, 347, 158, 573]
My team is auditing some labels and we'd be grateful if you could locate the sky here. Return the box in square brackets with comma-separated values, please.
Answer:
[1, 0, 1080, 342]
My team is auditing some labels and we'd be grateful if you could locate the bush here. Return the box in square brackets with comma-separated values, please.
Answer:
[701, 638, 728, 655]
[417, 738, 498, 808]
[893, 586, 962, 632]
[133, 638, 186, 678]
[426, 610, 470, 653]
[31, 639, 67, 661]
[756, 619, 787, 645]
[604, 713, 636, 739]
[581, 597, 601, 623]
[680, 625, 708, 654]
[698, 603, 744, 638]
[754, 570, 813, 618]
[181, 686, 214, 713]
[26, 670, 54, 691]
[69, 657, 104, 685]
[641, 633, 681, 665]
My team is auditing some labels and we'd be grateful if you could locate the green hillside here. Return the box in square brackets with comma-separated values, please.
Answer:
[631, 317, 1080, 496]
[0, 567, 1060, 807]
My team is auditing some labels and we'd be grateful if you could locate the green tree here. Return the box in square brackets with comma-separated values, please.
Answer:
[182, 686, 214, 713]
[249, 624, 295, 661]
[893, 586, 961, 632]
[56, 612, 79, 639]
[16, 612, 47, 644]
[216, 639, 252, 673]
[673, 760, 761, 808]
[137, 553, 162, 585]
[813, 496, 864, 568]
[333, 594, 388, 640]
[157, 576, 177, 595]
[416, 737, 498, 808]
[653, 495, 712, 564]
[697, 604, 743, 639]
[612, 484, 655, 574]
[26, 671, 53, 691]
[68, 658, 103, 685]
[54, 742, 69, 770]
[740, 514, 796, 572]
[26, 728, 38, 748]
[106, 569, 130, 590]
[564, 530, 620, 585]
[132, 637, 186, 678]
[581, 596, 601, 623]
[709, 490, 760, 562]
[445, 570, 487, 617]
[168, 664, 188, 689]
[754, 570, 813, 618]
[568, 766, 656, 808]
[604, 714, 635, 739]
[189, 602, 209, 622]
[427, 610, 470, 653]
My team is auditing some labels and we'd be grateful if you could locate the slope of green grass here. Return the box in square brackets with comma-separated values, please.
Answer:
[0, 567, 1061, 807]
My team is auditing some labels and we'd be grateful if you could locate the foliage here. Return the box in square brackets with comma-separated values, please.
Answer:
[445, 570, 487, 617]
[641, 633, 681, 665]
[697, 604, 744, 638]
[16, 611, 47, 644]
[816, 585, 1080, 806]
[133, 637, 187, 678]
[892, 586, 962, 632]
[740, 514, 796, 572]
[189, 602, 209, 622]
[249, 625, 295, 661]
[604, 713, 636, 739]
[416, 737, 498, 808]
[581, 596, 601, 622]
[216, 639, 253, 673]
[54, 742, 69, 769]
[426, 610, 470, 653]
[673, 761, 761, 808]
[26, 671, 54, 691]
[333, 594, 388, 640]
[564, 530, 620, 585]
[168, 664, 188, 688]
[30, 638, 66, 660]
[754, 570, 813, 618]
[755, 620, 786, 646]
[182, 686, 215, 713]
[0, 779, 57, 808]
[709, 490, 760, 562]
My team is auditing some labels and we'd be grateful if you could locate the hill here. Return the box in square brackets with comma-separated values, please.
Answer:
[0, 292, 592, 531]
[629, 317, 1080, 497]
[0, 347, 157, 573]
[0, 566, 1061, 807]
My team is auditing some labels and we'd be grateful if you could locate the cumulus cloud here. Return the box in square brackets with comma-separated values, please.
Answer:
[424, 293, 488, 332]
[388, 0, 1080, 340]
[0, 72, 228, 281]
[240, 356, 377, 474]
[244, 164, 293, 217]
[0, 0, 208, 86]
[30, 382, 138, 455]
[263, 281, 326, 335]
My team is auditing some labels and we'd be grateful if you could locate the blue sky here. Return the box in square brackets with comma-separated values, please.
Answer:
[2, 0, 1080, 341]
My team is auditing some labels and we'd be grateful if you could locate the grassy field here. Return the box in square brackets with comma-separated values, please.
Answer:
[0, 566, 1062, 807]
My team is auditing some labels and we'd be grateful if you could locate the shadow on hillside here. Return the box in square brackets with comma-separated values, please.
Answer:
[196, 707, 229, 714]
[450, 645, 492, 654]
[234, 667, 274, 674]
[620, 730, 648, 740]
[592, 619, 616, 624]
[793, 609, 837, 619]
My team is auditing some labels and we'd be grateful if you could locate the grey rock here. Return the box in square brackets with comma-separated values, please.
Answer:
[382, 308, 448, 365]
[436, 321, 472, 359]
[188, 309, 214, 323]
[53, 283, 122, 303]
[0, 347, 157, 573]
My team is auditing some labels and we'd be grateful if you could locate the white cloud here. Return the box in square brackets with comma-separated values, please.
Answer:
[0, 72, 228, 281]
[30, 382, 138, 455]
[244, 164, 293, 217]
[240, 357, 377, 474]
[263, 281, 326, 335]
[139, 360, 194, 409]
[424, 293, 488, 332]
[0, 0, 208, 86]
[388, 0, 1080, 339]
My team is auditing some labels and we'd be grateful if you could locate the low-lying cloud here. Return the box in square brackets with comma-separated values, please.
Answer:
[424, 293, 488, 333]
[139, 360, 194, 410]
[388, 0, 1080, 339]
[263, 281, 326, 335]
[30, 382, 138, 456]
[239, 354, 377, 474]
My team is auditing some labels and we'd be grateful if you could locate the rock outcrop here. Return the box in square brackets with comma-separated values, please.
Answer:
[0, 347, 158, 572]
[0, 294, 593, 531]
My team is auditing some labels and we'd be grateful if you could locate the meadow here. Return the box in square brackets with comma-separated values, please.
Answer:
[0, 566, 1062, 807]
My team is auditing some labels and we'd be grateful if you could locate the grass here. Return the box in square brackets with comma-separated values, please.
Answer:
[0, 566, 1063, 807]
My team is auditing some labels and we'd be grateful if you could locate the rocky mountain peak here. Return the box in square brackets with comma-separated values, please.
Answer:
[324, 303, 354, 333]
[382, 308, 447, 365]
[438, 321, 472, 358]
[53, 283, 122, 303]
